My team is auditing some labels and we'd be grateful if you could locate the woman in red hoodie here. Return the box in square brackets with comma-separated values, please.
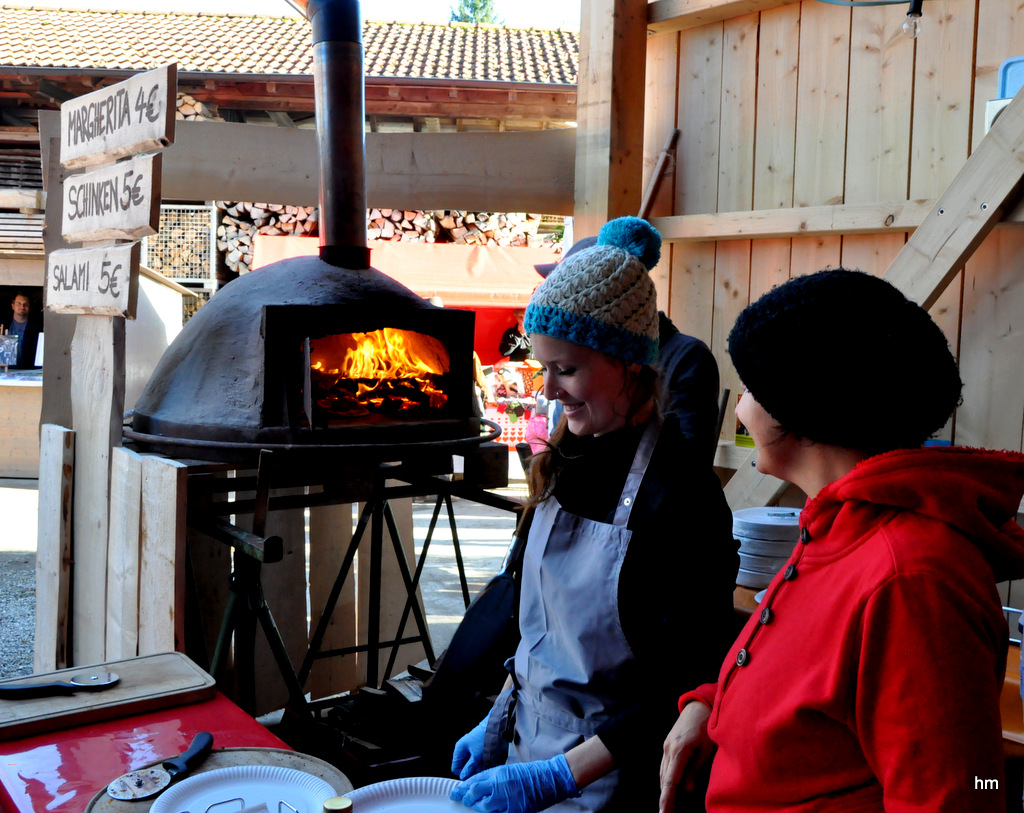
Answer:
[660, 268, 1024, 812]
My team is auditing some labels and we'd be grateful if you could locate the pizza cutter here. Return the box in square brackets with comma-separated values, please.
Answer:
[0, 670, 119, 699]
[107, 731, 214, 801]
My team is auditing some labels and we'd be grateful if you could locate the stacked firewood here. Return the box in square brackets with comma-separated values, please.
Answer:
[368, 208, 438, 242]
[215, 201, 319, 276]
[175, 93, 220, 121]
[437, 211, 549, 247]
[215, 202, 559, 276]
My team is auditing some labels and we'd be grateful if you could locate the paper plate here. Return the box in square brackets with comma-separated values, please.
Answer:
[151, 765, 335, 813]
[736, 566, 774, 590]
[738, 550, 787, 575]
[346, 776, 463, 812]
[732, 507, 801, 541]
[737, 535, 797, 558]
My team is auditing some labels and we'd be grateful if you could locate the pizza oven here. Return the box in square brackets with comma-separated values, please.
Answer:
[127, 0, 483, 462]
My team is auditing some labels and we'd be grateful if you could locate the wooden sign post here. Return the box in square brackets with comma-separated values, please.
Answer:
[48, 64, 176, 665]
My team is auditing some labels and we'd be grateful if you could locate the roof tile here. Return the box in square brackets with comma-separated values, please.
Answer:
[0, 6, 578, 84]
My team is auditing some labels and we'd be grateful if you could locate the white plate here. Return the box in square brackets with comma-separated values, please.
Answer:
[346, 776, 463, 812]
[151, 765, 336, 813]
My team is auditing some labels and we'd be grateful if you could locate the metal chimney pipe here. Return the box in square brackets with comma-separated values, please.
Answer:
[304, 0, 369, 269]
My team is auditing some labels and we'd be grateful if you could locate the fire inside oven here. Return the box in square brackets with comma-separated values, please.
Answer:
[308, 327, 450, 422]
[263, 302, 475, 438]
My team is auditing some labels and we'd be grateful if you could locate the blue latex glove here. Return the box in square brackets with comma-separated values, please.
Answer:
[450, 754, 580, 813]
[452, 715, 490, 780]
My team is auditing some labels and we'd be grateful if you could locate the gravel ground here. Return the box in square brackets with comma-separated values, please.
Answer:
[0, 551, 36, 679]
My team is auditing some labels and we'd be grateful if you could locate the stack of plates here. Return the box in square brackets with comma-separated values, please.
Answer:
[733, 506, 801, 589]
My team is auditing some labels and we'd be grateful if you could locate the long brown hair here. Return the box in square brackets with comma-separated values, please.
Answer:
[523, 362, 661, 514]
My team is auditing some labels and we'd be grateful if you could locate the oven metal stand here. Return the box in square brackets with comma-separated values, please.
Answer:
[298, 468, 456, 691]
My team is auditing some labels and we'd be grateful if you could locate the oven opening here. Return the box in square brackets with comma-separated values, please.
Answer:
[308, 327, 451, 423]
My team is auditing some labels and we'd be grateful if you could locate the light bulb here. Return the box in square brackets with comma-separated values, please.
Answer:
[902, 12, 921, 39]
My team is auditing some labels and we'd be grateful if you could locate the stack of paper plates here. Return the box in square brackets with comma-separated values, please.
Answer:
[733, 506, 801, 589]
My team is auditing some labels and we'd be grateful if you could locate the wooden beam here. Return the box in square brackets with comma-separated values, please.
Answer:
[648, 0, 793, 34]
[161, 120, 576, 214]
[883, 86, 1024, 308]
[651, 199, 935, 241]
[574, 0, 648, 235]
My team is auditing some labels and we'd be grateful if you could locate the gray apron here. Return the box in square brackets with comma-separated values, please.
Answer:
[488, 419, 661, 812]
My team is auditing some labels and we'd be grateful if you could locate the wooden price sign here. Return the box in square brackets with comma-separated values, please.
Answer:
[46, 244, 140, 316]
[60, 64, 176, 170]
[51, 63, 176, 318]
[60, 153, 162, 244]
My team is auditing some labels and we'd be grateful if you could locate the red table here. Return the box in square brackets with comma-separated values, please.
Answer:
[0, 693, 287, 812]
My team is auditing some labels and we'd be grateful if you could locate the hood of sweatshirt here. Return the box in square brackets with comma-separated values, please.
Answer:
[802, 446, 1024, 582]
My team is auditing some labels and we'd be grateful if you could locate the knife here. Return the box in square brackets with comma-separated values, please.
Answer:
[106, 731, 214, 801]
[0, 670, 119, 699]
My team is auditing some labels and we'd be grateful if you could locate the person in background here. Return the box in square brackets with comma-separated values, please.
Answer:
[450, 217, 737, 813]
[499, 308, 532, 361]
[660, 268, 1024, 812]
[537, 241, 720, 463]
[7, 291, 40, 369]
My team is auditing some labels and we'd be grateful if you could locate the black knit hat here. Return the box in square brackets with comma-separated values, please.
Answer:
[727, 268, 962, 454]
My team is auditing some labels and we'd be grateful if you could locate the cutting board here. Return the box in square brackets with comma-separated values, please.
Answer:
[0, 652, 216, 740]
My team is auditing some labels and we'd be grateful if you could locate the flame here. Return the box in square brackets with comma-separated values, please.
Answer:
[309, 328, 450, 417]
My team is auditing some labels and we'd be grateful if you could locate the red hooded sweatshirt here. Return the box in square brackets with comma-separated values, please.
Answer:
[681, 446, 1024, 812]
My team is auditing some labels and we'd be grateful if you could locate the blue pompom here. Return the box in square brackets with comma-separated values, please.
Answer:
[597, 216, 662, 270]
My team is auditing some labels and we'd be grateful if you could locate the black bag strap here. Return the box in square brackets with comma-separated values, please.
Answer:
[503, 504, 533, 580]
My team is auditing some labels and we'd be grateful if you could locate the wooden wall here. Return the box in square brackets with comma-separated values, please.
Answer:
[643, 0, 1024, 455]
[641, 0, 1024, 606]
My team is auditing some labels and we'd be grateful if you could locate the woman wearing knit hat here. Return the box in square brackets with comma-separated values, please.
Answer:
[660, 268, 1024, 812]
[450, 217, 738, 813]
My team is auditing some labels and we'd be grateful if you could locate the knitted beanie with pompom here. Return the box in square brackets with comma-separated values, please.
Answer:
[524, 216, 661, 365]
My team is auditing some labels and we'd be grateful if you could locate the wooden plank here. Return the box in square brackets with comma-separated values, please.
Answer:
[752, 4, 800, 210]
[39, 114, 77, 436]
[907, 0, 975, 368]
[70, 315, 125, 664]
[105, 446, 143, 661]
[717, 13, 758, 213]
[642, 31, 681, 219]
[33, 424, 73, 673]
[749, 238, 791, 299]
[675, 22, 723, 215]
[845, 5, 914, 205]
[667, 242, 717, 346]
[138, 455, 188, 655]
[792, 0, 849, 208]
[881, 79, 1024, 309]
[161, 120, 576, 216]
[60, 64, 176, 170]
[841, 234, 905, 276]
[60, 153, 162, 243]
[0, 384, 41, 478]
[790, 235, 841, 277]
[0, 257, 44, 287]
[711, 240, 751, 444]
[573, 0, 648, 235]
[0, 189, 44, 210]
[648, 0, 792, 34]
[956, 229, 1024, 451]
[972, 0, 1024, 151]
[651, 198, 934, 241]
[723, 445, 788, 510]
[307, 503, 359, 699]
